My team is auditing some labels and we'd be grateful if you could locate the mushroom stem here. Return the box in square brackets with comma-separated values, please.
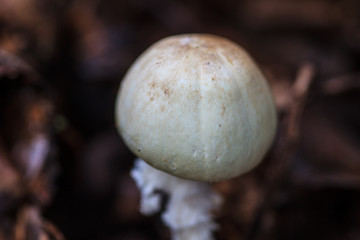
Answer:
[131, 159, 223, 240]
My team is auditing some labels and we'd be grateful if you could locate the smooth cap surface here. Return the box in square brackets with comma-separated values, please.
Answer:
[116, 34, 277, 182]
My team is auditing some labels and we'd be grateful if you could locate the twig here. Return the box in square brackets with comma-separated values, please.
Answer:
[321, 73, 360, 95]
[286, 63, 315, 145]
[42, 220, 65, 240]
[247, 63, 315, 240]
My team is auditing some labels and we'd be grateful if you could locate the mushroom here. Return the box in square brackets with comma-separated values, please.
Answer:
[115, 34, 277, 239]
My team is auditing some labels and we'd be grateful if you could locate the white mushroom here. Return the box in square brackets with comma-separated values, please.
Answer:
[115, 34, 277, 239]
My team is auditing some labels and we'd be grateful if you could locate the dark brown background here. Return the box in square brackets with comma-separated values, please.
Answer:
[0, 0, 360, 239]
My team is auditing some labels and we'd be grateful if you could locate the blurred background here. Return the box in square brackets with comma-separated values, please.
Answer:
[0, 0, 360, 239]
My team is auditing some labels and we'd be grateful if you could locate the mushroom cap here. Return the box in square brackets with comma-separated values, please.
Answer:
[116, 34, 277, 182]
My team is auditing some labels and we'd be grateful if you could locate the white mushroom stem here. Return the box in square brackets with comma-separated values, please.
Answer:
[131, 158, 223, 240]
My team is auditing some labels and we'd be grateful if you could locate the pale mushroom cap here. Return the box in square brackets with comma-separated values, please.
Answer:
[116, 34, 277, 182]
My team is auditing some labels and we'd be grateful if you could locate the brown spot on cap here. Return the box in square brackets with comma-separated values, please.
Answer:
[149, 81, 156, 89]
[221, 105, 226, 116]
